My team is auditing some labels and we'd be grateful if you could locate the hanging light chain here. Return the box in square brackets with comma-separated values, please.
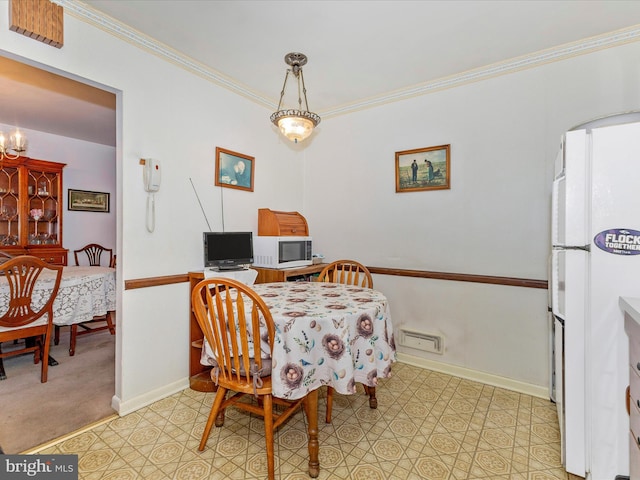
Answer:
[296, 70, 303, 111]
[275, 68, 290, 112]
[299, 69, 311, 113]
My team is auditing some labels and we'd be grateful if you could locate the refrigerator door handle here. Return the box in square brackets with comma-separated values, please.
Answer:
[552, 176, 565, 246]
[552, 245, 591, 251]
[550, 250, 565, 320]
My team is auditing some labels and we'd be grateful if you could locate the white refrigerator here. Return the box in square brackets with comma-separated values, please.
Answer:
[551, 112, 640, 479]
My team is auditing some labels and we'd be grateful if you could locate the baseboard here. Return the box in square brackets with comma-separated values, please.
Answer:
[396, 353, 549, 399]
[112, 359, 547, 418]
[111, 377, 190, 415]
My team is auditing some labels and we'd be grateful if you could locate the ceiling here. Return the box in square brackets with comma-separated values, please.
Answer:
[0, 55, 117, 146]
[3, 0, 640, 147]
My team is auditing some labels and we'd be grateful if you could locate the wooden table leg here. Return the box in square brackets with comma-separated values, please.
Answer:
[363, 385, 377, 409]
[0, 344, 6, 380]
[215, 410, 225, 427]
[69, 325, 77, 356]
[304, 389, 320, 478]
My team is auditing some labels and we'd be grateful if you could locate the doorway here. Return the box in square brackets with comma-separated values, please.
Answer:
[0, 53, 118, 453]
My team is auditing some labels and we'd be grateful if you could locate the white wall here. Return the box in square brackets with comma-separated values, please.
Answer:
[0, 123, 117, 255]
[304, 41, 640, 392]
[0, 4, 306, 412]
[3, 2, 640, 410]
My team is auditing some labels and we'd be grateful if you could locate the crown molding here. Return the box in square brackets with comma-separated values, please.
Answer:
[53, 1, 640, 119]
[53, 0, 272, 109]
[321, 24, 640, 118]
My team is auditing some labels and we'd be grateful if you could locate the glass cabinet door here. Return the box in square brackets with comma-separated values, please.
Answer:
[27, 169, 61, 246]
[0, 166, 19, 246]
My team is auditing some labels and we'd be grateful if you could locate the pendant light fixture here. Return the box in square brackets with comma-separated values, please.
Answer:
[270, 52, 321, 144]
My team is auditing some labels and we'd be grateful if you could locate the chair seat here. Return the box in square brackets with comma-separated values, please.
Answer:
[0, 316, 49, 332]
[213, 371, 274, 396]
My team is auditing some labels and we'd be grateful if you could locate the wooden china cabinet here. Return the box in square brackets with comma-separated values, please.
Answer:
[0, 156, 68, 265]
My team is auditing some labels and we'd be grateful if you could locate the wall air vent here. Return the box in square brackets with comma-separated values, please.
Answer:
[399, 328, 444, 354]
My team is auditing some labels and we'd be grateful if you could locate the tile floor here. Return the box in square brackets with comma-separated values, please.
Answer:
[36, 362, 575, 479]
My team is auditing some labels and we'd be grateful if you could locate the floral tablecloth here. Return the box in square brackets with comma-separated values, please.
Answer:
[0, 266, 116, 330]
[202, 281, 396, 400]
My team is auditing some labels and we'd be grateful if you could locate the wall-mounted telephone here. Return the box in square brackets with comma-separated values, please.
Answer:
[141, 158, 161, 233]
[143, 158, 161, 192]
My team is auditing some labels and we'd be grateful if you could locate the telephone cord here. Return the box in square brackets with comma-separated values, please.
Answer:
[146, 192, 156, 233]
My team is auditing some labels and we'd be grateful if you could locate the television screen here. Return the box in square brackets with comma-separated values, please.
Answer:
[203, 231, 253, 270]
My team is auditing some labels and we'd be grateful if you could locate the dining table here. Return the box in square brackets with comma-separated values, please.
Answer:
[0, 265, 116, 371]
[201, 280, 396, 477]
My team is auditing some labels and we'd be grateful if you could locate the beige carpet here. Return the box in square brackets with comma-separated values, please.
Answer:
[0, 326, 115, 453]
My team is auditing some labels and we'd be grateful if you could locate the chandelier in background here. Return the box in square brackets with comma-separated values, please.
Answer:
[0, 128, 27, 161]
[270, 52, 321, 144]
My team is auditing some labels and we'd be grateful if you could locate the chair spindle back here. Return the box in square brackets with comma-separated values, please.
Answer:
[192, 278, 275, 387]
[318, 259, 373, 288]
[0, 256, 63, 328]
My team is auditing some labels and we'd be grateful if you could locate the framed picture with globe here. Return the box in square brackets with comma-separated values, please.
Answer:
[395, 144, 450, 193]
[215, 147, 255, 192]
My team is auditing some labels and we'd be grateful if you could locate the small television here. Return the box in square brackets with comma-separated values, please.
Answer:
[203, 231, 254, 271]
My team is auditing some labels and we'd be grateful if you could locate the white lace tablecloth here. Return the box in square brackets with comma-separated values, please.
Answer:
[202, 281, 396, 400]
[0, 266, 116, 330]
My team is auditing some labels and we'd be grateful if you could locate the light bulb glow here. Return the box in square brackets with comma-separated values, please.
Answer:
[11, 130, 23, 150]
[270, 109, 320, 144]
[0, 128, 27, 160]
[277, 116, 314, 143]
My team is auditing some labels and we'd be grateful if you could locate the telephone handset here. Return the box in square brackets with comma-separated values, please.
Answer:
[143, 158, 161, 192]
[142, 158, 161, 233]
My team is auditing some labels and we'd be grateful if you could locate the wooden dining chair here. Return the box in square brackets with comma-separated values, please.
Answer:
[317, 259, 376, 422]
[0, 251, 16, 378]
[317, 259, 373, 288]
[55, 243, 116, 355]
[0, 256, 63, 382]
[74, 243, 115, 268]
[192, 277, 309, 480]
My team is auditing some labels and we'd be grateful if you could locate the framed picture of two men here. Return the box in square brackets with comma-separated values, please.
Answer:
[395, 144, 450, 193]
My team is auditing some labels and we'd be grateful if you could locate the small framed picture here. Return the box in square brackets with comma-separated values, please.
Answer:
[215, 147, 255, 192]
[395, 144, 451, 193]
[68, 189, 110, 212]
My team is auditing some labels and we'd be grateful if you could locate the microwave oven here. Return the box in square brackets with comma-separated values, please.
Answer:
[252, 236, 312, 269]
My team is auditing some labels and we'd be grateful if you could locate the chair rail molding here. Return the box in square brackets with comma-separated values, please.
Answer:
[123, 268, 547, 290]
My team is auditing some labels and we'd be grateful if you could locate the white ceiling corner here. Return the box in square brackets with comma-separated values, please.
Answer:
[3, 0, 640, 146]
